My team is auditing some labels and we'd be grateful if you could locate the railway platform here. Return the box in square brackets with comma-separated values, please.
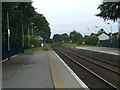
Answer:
[76, 47, 119, 55]
[2, 49, 89, 89]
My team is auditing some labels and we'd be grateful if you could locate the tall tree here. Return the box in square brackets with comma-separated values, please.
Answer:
[30, 12, 51, 40]
[2, 2, 51, 59]
[53, 34, 62, 43]
[2, 2, 35, 43]
[69, 30, 82, 43]
[96, 2, 120, 22]
[60, 33, 70, 43]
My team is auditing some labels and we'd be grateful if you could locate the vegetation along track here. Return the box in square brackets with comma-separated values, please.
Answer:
[51, 45, 120, 90]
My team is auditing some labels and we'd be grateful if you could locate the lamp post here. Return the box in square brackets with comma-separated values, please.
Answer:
[95, 26, 100, 46]
[95, 26, 99, 34]
[27, 23, 34, 48]
[20, 10, 25, 53]
[118, 19, 120, 48]
[70, 34, 73, 44]
[22, 23, 24, 53]
[36, 28, 39, 36]
[30, 23, 34, 36]
[87, 29, 90, 35]
[107, 22, 112, 47]
[28, 25, 30, 48]
[33, 26, 37, 36]
[7, 12, 10, 60]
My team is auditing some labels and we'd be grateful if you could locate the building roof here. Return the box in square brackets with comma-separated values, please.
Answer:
[98, 32, 109, 36]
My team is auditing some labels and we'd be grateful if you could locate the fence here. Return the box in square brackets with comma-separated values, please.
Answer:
[99, 39, 119, 48]
[2, 42, 22, 60]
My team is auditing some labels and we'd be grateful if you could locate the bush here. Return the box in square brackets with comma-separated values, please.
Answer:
[84, 36, 98, 45]
[78, 36, 98, 45]
[24, 35, 39, 49]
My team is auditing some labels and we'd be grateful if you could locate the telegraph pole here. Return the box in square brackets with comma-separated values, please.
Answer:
[22, 23, 24, 53]
[7, 12, 10, 60]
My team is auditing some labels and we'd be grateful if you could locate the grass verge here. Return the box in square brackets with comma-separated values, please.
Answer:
[61, 43, 97, 47]
[25, 47, 44, 52]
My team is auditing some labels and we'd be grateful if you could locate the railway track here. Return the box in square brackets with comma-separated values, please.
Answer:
[62, 46, 120, 75]
[65, 46, 119, 68]
[52, 45, 120, 90]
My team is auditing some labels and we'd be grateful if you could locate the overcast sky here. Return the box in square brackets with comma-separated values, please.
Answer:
[32, 0, 118, 38]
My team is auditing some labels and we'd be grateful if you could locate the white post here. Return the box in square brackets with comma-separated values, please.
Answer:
[7, 12, 10, 60]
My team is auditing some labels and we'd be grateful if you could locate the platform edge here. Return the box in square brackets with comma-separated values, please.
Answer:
[53, 51, 90, 90]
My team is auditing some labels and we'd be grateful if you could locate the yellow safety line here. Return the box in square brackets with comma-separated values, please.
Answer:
[47, 51, 66, 88]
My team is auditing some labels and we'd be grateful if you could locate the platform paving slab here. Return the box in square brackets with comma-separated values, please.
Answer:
[2, 51, 54, 88]
[2, 50, 89, 89]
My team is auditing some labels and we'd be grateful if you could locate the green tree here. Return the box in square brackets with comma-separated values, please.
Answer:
[53, 33, 70, 43]
[30, 35, 39, 46]
[2, 2, 35, 44]
[69, 30, 82, 43]
[29, 12, 51, 40]
[60, 33, 70, 43]
[2, 2, 51, 56]
[96, 2, 120, 22]
[84, 36, 98, 45]
[53, 34, 62, 43]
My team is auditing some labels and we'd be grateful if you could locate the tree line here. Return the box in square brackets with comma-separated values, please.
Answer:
[2, 2, 51, 49]
[53, 30, 98, 45]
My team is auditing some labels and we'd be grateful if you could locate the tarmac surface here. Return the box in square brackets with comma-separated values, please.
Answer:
[76, 47, 119, 55]
[2, 49, 88, 89]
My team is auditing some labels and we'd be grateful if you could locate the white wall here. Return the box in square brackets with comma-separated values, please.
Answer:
[98, 33, 109, 40]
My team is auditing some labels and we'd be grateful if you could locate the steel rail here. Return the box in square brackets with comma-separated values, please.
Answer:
[53, 47, 119, 90]
[61, 47, 120, 75]
[70, 47, 119, 68]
